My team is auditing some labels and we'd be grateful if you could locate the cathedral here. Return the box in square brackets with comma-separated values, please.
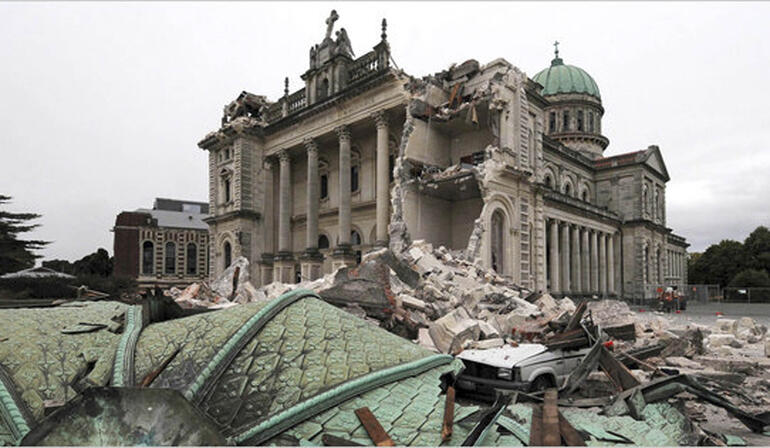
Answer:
[196, 11, 688, 301]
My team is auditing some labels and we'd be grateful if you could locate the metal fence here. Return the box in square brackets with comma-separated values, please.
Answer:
[722, 287, 770, 303]
[641, 284, 721, 305]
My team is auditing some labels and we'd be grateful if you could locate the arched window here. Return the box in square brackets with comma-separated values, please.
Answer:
[223, 241, 232, 269]
[581, 189, 589, 203]
[564, 183, 572, 197]
[562, 110, 570, 132]
[588, 111, 595, 132]
[165, 242, 176, 275]
[577, 110, 584, 132]
[491, 210, 505, 274]
[186, 243, 197, 275]
[549, 112, 556, 133]
[544, 174, 554, 189]
[350, 149, 360, 193]
[142, 241, 154, 275]
[318, 234, 330, 249]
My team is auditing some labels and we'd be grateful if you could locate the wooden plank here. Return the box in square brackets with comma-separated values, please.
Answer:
[441, 386, 455, 442]
[561, 340, 604, 397]
[598, 346, 641, 391]
[529, 404, 543, 447]
[355, 407, 395, 447]
[558, 411, 586, 446]
[542, 389, 561, 446]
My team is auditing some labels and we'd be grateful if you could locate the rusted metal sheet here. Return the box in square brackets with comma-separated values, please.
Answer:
[355, 407, 395, 446]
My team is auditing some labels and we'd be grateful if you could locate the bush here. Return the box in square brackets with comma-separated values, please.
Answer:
[0, 277, 77, 299]
[75, 275, 137, 296]
[729, 269, 770, 287]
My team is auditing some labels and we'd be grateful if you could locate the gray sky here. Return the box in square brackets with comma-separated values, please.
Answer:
[1, 2, 768, 261]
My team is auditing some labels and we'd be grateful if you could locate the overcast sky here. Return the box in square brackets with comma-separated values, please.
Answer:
[1, 2, 768, 262]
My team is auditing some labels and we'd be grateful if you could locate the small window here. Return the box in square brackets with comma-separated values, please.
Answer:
[320, 174, 329, 199]
[142, 241, 154, 275]
[186, 243, 197, 275]
[577, 110, 584, 132]
[549, 112, 556, 133]
[564, 183, 572, 196]
[224, 178, 231, 203]
[165, 242, 176, 274]
[588, 112, 594, 132]
[544, 174, 554, 189]
[351, 165, 359, 192]
[318, 234, 330, 249]
[582, 189, 589, 202]
[223, 241, 232, 269]
[562, 111, 570, 132]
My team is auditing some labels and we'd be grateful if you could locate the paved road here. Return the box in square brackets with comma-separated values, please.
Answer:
[630, 302, 770, 329]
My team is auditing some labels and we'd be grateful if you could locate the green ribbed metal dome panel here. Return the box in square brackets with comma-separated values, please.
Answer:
[532, 58, 601, 99]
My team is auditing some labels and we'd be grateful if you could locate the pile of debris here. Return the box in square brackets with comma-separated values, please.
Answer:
[165, 257, 267, 309]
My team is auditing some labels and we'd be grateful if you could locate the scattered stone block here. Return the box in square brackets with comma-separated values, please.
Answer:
[428, 307, 480, 354]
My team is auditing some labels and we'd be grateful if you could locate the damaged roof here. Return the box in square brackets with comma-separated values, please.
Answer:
[0, 291, 704, 446]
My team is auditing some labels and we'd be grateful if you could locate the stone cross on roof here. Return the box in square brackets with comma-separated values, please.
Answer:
[325, 10, 339, 40]
[553, 40, 560, 59]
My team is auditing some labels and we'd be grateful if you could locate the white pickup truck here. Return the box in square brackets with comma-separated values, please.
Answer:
[456, 343, 592, 395]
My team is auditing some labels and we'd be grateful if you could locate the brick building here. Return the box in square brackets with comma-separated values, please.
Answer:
[113, 198, 210, 287]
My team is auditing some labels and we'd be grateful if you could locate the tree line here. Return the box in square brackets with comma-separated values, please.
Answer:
[688, 226, 770, 288]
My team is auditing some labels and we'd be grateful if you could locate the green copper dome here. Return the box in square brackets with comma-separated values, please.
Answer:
[532, 46, 601, 100]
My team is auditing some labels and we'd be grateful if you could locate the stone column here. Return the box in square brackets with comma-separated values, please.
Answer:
[581, 228, 590, 294]
[332, 125, 356, 270]
[549, 219, 560, 294]
[599, 232, 607, 295]
[590, 230, 599, 294]
[273, 150, 295, 283]
[301, 138, 323, 280]
[608, 233, 615, 295]
[572, 226, 581, 293]
[259, 158, 274, 285]
[373, 111, 390, 246]
[561, 221, 571, 295]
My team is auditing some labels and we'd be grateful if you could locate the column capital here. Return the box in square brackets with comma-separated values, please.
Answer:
[303, 138, 318, 155]
[371, 110, 389, 129]
[263, 157, 275, 170]
[277, 149, 291, 164]
[334, 125, 351, 142]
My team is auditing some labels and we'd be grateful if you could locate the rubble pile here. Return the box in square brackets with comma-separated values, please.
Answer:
[165, 256, 267, 309]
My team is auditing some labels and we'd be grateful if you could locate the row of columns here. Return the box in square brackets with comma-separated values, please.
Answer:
[667, 249, 685, 279]
[547, 218, 617, 296]
[272, 111, 391, 282]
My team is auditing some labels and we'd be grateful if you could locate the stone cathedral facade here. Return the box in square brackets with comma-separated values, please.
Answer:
[196, 11, 688, 301]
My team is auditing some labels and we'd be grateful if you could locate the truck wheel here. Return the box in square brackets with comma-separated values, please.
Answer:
[530, 375, 553, 393]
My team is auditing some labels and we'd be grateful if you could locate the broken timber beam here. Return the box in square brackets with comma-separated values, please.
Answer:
[542, 389, 561, 446]
[355, 407, 395, 447]
[558, 411, 586, 446]
[442, 386, 455, 442]
[598, 346, 640, 392]
[565, 300, 587, 332]
[529, 404, 543, 446]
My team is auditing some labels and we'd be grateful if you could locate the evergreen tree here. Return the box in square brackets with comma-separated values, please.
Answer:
[0, 195, 49, 274]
